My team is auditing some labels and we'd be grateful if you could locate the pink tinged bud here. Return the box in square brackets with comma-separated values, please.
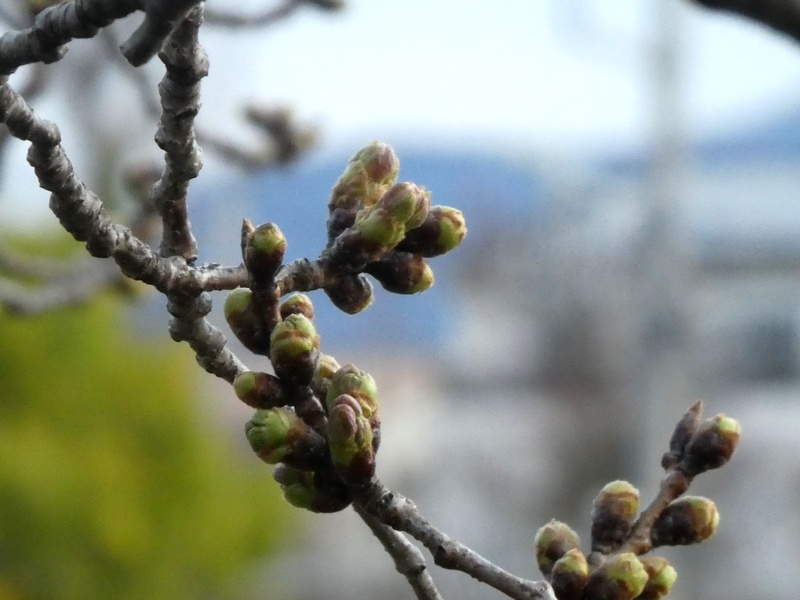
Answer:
[550, 548, 588, 600]
[583, 553, 648, 600]
[590, 480, 640, 552]
[326, 364, 380, 451]
[224, 287, 271, 355]
[328, 141, 399, 214]
[242, 219, 287, 282]
[233, 370, 285, 409]
[651, 496, 719, 546]
[324, 274, 374, 314]
[662, 400, 703, 470]
[327, 394, 376, 483]
[279, 293, 315, 321]
[533, 519, 581, 577]
[682, 413, 741, 475]
[638, 556, 678, 599]
[377, 182, 430, 230]
[366, 252, 435, 295]
[353, 141, 400, 190]
[269, 314, 321, 387]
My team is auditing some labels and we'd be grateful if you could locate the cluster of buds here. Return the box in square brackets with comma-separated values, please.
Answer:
[322, 141, 466, 313]
[534, 402, 739, 600]
[222, 142, 464, 510]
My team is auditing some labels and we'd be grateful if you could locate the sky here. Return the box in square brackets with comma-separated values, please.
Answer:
[199, 0, 800, 157]
[3, 0, 800, 224]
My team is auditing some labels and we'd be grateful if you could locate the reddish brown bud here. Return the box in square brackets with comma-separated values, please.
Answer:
[233, 370, 285, 409]
[651, 496, 719, 546]
[550, 548, 588, 600]
[324, 274, 374, 314]
[279, 293, 315, 321]
[534, 519, 581, 577]
[662, 400, 703, 470]
[590, 480, 639, 552]
[682, 413, 741, 475]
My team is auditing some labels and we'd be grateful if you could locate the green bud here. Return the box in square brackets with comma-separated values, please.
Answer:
[365, 252, 435, 294]
[590, 480, 640, 552]
[651, 496, 719, 546]
[245, 407, 327, 469]
[242, 219, 287, 282]
[638, 556, 678, 599]
[662, 400, 703, 470]
[327, 394, 376, 483]
[272, 465, 352, 513]
[233, 370, 285, 409]
[550, 548, 588, 600]
[353, 141, 400, 196]
[397, 206, 467, 257]
[279, 293, 315, 321]
[378, 182, 430, 229]
[311, 353, 341, 401]
[224, 287, 271, 354]
[326, 363, 381, 451]
[682, 413, 741, 475]
[269, 314, 320, 387]
[324, 274, 374, 314]
[533, 519, 581, 577]
[583, 553, 648, 600]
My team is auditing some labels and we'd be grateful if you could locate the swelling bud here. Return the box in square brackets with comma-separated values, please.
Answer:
[272, 465, 352, 513]
[241, 219, 286, 282]
[224, 287, 271, 354]
[550, 548, 588, 600]
[245, 407, 327, 469]
[397, 205, 467, 257]
[583, 553, 648, 600]
[638, 556, 678, 599]
[590, 480, 640, 552]
[533, 519, 581, 577]
[327, 394, 376, 483]
[366, 252, 434, 294]
[651, 496, 719, 546]
[233, 370, 285, 409]
[682, 413, 741, 475]
[269, 314, 320, 387]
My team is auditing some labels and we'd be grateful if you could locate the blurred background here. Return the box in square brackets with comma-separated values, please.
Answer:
[1, 0, 799, 598]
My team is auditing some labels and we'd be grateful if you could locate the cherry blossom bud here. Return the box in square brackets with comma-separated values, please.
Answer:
[326, 364, 380, 449]
[311, 353, 341, 401]
[651, 496, 719, 546]
[327, 394, 376, 483]
[241, 219, 286, 282]
[269, 314, 320, 387]
[279, 293, 315, 321]
[245, 407, 327, 469]
[638, 556, 678, 599]
[662, 400, 703, 469]
[272, 465, 352, 513]
[366, 252, 434, 294]
[324, 274, 374, 314]
[590, 480, 640, 551]
[233, 370, 285, 409]
[224, 287, 271, 354]
[583, 553, 648, 600]
[550, 548, 588, 600]
[682, 414, 741, 475]
[534, 519, 581, 577]
[397, 205, 467, 257]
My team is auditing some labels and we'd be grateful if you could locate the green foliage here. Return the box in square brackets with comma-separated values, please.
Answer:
[0, 297, 294, 600]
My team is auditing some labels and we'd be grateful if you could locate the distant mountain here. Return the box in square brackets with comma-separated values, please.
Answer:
[191, 146, 545, 352]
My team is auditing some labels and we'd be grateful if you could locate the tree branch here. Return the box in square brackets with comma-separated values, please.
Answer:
[353, 503, 444, 600]
[355, 480, 557, 600]
[688, 0, 800, 45]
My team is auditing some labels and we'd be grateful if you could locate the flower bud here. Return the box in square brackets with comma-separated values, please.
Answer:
[365, 252, 435, 294]
[224, 287, 271, 354]
[637, 556, 678, 599]
[311, 353, 341, 401]
[396, 206, 467, 257]
[682, 413, 741, 475]
[533, 519, 581, 577]
[326, 364, 380, 450]
[328, 141, 399, 218]
[245, 407, 327, 469]
[242, 219, 286, 282]
[327, 394, 376, 483]
[279, 293, 315, 321]
[662, 400, 703, 470]
[590, 480, 640, 552]
[269, 314, 320, 387]
[583, 553, 648, 600]
[651, 496, 719, 546]
[324, 274, 374, 314]
[550, 548, 588, 600]
[272, 465, 352, 513]
[378, 182, 430, 229]
[233, 370, 285, 409]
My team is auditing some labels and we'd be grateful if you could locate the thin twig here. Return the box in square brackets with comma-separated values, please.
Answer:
[355, 480, 556, 600]
[353, 503, 444, 600]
